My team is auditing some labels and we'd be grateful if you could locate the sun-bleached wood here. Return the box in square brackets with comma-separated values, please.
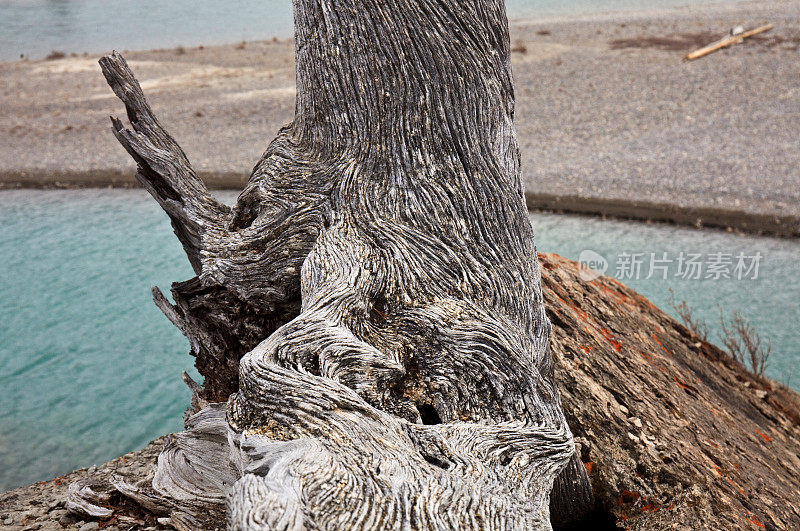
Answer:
[95, 0, 592, 527]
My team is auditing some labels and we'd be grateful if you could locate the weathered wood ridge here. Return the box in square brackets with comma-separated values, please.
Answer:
[94, 0, 592, 528]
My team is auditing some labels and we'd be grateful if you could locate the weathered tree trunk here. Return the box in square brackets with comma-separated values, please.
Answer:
[94, 0, 592, 529]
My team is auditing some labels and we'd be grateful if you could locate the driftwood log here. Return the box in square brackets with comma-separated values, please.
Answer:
[91, 0, 593, 528]
[685, 24, 774, 60]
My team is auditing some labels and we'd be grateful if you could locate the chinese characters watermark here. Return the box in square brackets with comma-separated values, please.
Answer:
[577, 250, 762, 282]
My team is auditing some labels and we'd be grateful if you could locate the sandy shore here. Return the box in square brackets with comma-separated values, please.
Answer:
[1, 1, 798, 235]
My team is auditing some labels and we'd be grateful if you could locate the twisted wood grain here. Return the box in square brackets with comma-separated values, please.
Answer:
[96, 0, 592, 527]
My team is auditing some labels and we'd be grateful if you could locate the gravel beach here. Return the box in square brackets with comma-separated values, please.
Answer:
[0, 438, 165, 530]
[1, 0, 798, 232]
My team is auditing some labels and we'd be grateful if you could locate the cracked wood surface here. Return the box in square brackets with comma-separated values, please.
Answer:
[91, 0, 592, 528]
[540, 253, 800, 530]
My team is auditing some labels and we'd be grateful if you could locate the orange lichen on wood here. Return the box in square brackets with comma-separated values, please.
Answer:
[569, 304, 594, 325]
[538, 253, 800, 528]
[745, 513, 766, 528]
[618, 489, 641, 505]
[707, 405, 737, 426]
[598, 328, 623, 352]
[640, 502, 659, 513]
[608, 277, 632, 291]
[596, 282, 636, 309]
[584, 325, 604, 344]
[605, 277, 659, 310]
[755, 430, 772, 442]
[651, 333, 671, 356]
[673, 376, 692, 391]
[727, 477, 745, 496]
[639, 351, 669, 374]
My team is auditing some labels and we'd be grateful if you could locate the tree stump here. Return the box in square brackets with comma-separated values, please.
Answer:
[94, 0, 592, 528]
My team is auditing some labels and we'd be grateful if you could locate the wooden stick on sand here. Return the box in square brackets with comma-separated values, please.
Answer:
[686, 24, 774, 60]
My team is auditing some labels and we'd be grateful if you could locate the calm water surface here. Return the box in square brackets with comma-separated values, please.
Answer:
[0, 0, 734, 61]
[0, 189, 797, 492]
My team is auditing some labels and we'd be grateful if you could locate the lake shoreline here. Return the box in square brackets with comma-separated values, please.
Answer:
[2, 170, 798, 238]
[2, 0, 798, 233]
[0, 0, 751, 64]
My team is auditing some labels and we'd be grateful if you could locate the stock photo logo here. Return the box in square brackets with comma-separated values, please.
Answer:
[577, 250, 608, 282]
[575, 249, 763, 282]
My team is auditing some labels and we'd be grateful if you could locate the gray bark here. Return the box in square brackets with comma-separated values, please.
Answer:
[96, 0, 592, 528]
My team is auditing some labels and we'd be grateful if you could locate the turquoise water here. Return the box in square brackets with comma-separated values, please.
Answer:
[1, 189, 797, 492]
[531, 214, 800, 387]
[0, 0, 734, 62]
[0, 190, 197, 492]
